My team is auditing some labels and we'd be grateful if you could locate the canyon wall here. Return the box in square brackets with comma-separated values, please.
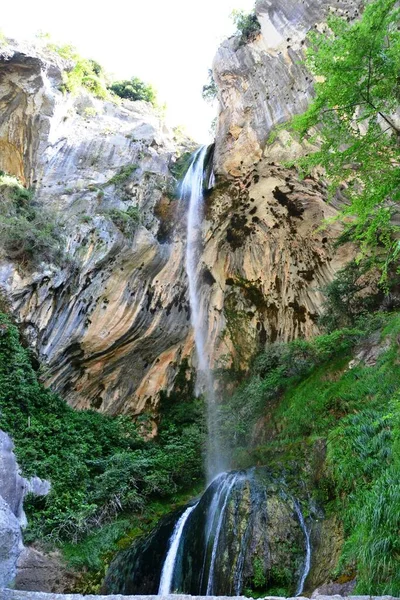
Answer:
[0, 0, 357, 415]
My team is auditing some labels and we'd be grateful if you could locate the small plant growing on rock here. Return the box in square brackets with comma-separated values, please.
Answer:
[108, 206, 140, 238]
[231, 9, 261, 45]
[0, 173, 65, 267]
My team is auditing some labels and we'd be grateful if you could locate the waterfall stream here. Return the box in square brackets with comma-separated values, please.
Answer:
[182, 144, 225, 482]
[205, 473, 240, 594]
[158, 504, 198, 594]
[105, 148, 313, 598]
[294, 501, 312, 596]
[157, 146, 313, 597]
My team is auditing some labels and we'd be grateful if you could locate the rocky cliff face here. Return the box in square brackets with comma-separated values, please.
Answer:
[213, 0, 363, 177]
[194, 165, 351, 371]
[0, 0, 355, 418]
[0, 41, 193, 417]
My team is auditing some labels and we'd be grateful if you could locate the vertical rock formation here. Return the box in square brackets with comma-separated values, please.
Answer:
[0, 431, 49, 588]
[0, 42, 193, 416]
[213, 0, 363, 176]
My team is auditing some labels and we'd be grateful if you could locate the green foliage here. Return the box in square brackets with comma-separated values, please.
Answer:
[218, 327, 362, 455]
[231, 9, 261, 45]
[106, 163, 139, 187]
[109, 77, 156, 106]
[202, 69, 218, 103]
[288, 0, 400, 279]
[224, 310, 400, 595]
[48, 43, 109, 99]
[0, 173, 64, 267]
[169, 152, 193, 182]
[0, 314, 204, 552]
[108, 206, 140, 237]
[319, 260, 384, 331]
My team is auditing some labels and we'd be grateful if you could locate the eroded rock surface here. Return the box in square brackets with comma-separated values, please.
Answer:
[15, 548, 76, 594]
[0, 41, 192, 416]
[197, 165, 353, 370]
[213, 0, 363, 176]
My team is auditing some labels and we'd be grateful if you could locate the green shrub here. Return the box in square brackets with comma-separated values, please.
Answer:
[0, 313, 204, 548]
[231, 9, 261, 45]
[47, 43, 109, 99]
[108, 207, 140, 238]
[0, 173, 64, 267]
[169, 152, 193, 182]
[319, 261, 384, 332]
[106, 164, 139, 187]
[109, 77, 156, 106]
[202, 69, 218, 103]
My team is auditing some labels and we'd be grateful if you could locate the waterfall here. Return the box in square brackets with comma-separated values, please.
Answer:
[181, 144, 224, 481]
[107, 149, 315, 599]
[294, 500, 311, 596]
[158, 504, 198, 595]
[205, 472, 240, 594]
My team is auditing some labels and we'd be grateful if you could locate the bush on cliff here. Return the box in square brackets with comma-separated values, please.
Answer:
[0, 173, 65, 267]
[231, 9, 261, 45]
[109, 77, 157, 106]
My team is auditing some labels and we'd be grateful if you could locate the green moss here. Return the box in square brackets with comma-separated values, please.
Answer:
[169, 151, 193, 182]
[105, 164, 139, 187]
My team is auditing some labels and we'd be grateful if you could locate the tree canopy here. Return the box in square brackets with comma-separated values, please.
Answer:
[289, 0, 400, 282]
[109, 77, 157, 106]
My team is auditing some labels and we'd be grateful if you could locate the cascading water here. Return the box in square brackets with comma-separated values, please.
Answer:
[204, 472, 241, 595]
[181, 144, 225, 481]
[104, 149, 314, 599]
[158, 504, 198, 594]
[294, 500, 312, 596]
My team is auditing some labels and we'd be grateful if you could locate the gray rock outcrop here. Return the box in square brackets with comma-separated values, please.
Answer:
[0, 431, 49, 588]
[14, 548, 75, 594]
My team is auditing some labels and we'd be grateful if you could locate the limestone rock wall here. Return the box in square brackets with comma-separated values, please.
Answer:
[196, 165, 352, 370]
[213, 0, 363, 176]
[0, 1, 358, 417]
[0, 42, 192, 416]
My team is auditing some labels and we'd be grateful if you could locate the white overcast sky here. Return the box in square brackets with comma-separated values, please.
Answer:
[2, 0, 255, 142]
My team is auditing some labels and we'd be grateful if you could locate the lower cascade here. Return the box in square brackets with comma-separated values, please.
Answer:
[105, 468, 312, 596]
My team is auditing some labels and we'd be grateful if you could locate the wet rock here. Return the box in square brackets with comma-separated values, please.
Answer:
[105, 469, 308, 596]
